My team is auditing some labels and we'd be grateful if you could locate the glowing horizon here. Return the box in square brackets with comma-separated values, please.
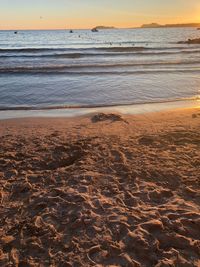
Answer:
[1, 0, 200, 30]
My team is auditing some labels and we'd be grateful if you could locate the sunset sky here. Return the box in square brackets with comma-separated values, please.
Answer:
[1, 0, 200, 30]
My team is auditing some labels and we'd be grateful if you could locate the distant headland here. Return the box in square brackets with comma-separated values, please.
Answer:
[93, 26, 116, 30]
[141, 23, 200, 28]
[92, 23, 200, 30]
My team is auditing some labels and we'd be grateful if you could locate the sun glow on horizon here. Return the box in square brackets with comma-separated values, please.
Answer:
[1, 0, 200, 30]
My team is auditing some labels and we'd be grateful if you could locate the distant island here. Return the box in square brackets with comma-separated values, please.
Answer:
[141, 23, 200, 28]
[141, 23, 161, 28]
[94, 26, 116, 30]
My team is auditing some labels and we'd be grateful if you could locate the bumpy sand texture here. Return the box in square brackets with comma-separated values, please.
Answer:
[0, 108, 200, 266]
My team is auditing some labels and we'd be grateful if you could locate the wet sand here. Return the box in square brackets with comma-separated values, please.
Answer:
[0, 107, 200, 266]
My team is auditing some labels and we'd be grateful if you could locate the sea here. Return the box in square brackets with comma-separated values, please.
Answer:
[0, 28, 200, 112]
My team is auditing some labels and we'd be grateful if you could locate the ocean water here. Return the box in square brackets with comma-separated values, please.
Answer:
[0, 28, 200, 110]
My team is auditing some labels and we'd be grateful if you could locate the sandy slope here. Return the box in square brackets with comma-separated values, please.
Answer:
[0, 108, 200, 266]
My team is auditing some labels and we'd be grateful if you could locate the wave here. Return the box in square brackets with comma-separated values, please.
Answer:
[0, 96, 199, 111]
[0, 48, 65, 53]
[1, 67, 200, 75]
[97, 47, 149, 52]
[1, 60, 200, 73]
[0, 47, 149, 53]
[1, 49, 200, 59]
[1, 45, 200, 53]
[1, 44, 200, 51]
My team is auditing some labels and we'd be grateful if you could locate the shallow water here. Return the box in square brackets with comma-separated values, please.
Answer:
[0, 28, 200, 109]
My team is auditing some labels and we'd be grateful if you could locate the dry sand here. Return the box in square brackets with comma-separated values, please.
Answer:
[0, 107, 200, 266]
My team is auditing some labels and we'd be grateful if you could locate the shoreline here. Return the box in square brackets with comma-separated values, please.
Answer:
[0, 99, 199, 120]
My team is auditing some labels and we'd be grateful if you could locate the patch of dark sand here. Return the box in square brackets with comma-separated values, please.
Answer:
[91, 113, 127, 123]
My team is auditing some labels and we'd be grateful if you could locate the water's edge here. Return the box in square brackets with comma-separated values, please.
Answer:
[0, 99, 198, 120]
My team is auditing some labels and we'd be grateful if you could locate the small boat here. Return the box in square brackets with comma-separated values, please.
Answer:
[14, 31, 18, 34]
[91, 28, 98, 32]
[69, 30, 73, 33]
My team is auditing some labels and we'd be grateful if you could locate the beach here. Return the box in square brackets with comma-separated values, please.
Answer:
[0, 106, 200, 266]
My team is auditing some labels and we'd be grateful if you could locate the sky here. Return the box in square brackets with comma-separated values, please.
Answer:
[0, 0, 200, 30]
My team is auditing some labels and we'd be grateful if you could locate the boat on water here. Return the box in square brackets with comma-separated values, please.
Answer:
[69, 30, 73, 33]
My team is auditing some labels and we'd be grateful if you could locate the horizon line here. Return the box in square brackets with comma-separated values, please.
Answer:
[1, 21, 200, 31]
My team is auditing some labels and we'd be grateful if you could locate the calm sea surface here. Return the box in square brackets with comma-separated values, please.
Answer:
[0, 28, 200, 109]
